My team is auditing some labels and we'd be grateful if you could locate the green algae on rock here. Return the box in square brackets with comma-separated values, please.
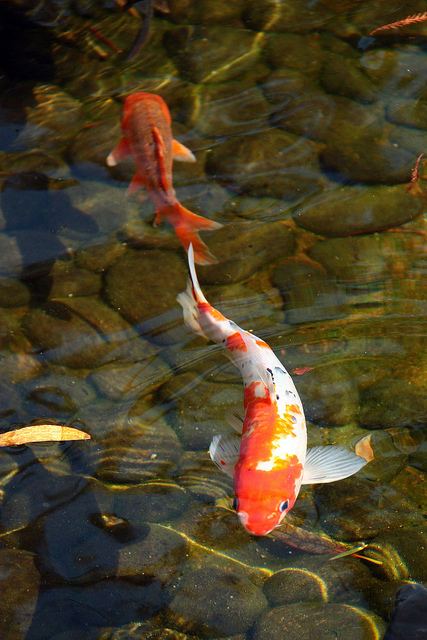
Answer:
[293, 185, 425, 236]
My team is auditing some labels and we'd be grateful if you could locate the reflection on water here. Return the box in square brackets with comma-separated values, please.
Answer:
[0, 0, 426, 638]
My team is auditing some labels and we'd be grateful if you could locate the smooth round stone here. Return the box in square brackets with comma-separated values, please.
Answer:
[253, 602, 385, 640]
[294, 184, 424, 236]
[195, 83, 271, 138]
[68, 108, 120, 177]
[0, 548, 40, 640]
[17, 84, 82, 152]
[43, 260, 101, 298]
[196, 221, 295, 285]
[90, 356, 170, 402]
[158, 371, 242, 450]
[23, 371, 96, 419]
[263, 33, 325, 74]
[97, 622, 197, 640]
[94, 480, 190, 525]
[359, 430, 408, 483]
[74, 241, 126, 274]
[174, 502, 249, 552]
[359, 370, 427, 429]
[360, 48, 427, 100]
[163, 25, 259, 84]
[264, 556, 378, 608]
[206, 129, 323, 201]
[309, 235, 388, 285]
[167, 0, 244, 25]
[320, 52, 376, 103]
[295, 364, 359, 426]
[117, 523, 188, 585]
[314, 476, 422, 542]
[104, 248, 187, 341]
[0, 230, 68, 278]
[28, 580, 165, 640]
[0, 277, 30, 307]
[23, 297, 138, 368]
[65, 180, 129, 235]
[272, 257, 348, 324]
[176, 451, 233, 502]
[386, 98, 427, 130]
[166, 567, 268, 637]
[363, 529, 427, 583]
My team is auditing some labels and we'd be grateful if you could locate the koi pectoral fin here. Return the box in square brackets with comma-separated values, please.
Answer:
[226, 412, 244, 433]
[107, 138, 131, 166]
[209, 434, 240, 478]
[301, 446, 368, 485]
[172, 139, 196, 162]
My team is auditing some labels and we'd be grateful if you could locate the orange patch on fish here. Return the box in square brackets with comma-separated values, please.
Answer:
[287, 404, 301, 415]
[255, 339, 269, 348]
[197, 302, 226, 321]
[226, 332, 248, 352]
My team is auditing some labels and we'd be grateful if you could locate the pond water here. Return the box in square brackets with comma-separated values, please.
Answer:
[0, 1, 426, 638]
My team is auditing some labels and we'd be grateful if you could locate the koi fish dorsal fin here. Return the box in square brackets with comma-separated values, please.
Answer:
[301, 445, 368, 485]
[152, 126, 169, 192]
[176, 244, 208, 337]
[209, 434, 240, 478]
[172, 139, 196, 162]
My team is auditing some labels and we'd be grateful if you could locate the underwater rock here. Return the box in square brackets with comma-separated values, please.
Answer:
[176, 451, 233, 501]
[163, 25, 259, 84]
[17, 84, 82, 153]
[196, 221, 295, 285]
[97, 621, 198, 639]
[0, 230, 68, 278]
[0, 277, 30, 307]
[117, 523, 188, 585]
[166, 566, 268, 637]
[158, 371, 242, 450]
[44, 260, 102, 298]
[264, 556, 377, 607]
[105, 248, 187, 342]
[94, 480, 190, 526]
[74, 241, 126, 274]
[272, 257, 348, 324]
[363, 529, 427, 583]
[265, 69, 334, 142]
[195, 82, 271, 138]
[263, 33, 325, 75]
[360, 48, 427, 102]
[386, 98, 427, 130]
[309, 235, 388, 286]
[359, 369, 427, 430]
[23, 371, 96, 420]
[320, 53, 376, 104]
[94, 399, 182, 484]
[206, 129, 323, 201]
[65, 180, 129, 235]
[253, 602, 385, 640]
[294, 184, 424, 236]
[22, 296, 140, 368]
[314, 475, 422, 542]
[90, 356, 170, 402]
[295, 364, 359, 426]
[167, 0, 244, 25]
[383, 583, 427, 640]
[0, 548, 40, 640]
[28, 580, 165, 639]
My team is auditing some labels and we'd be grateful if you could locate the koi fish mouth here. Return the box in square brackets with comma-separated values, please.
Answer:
[238, 511, 275, 536]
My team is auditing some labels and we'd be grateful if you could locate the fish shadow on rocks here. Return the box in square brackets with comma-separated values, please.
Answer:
[0, 171, 99, 305]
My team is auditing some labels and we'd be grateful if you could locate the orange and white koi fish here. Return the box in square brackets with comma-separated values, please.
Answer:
[107, 92, 221, 264]
[178, 245, 373, 536]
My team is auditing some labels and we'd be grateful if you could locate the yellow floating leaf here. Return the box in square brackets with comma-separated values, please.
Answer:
[0, 424, 91, 446]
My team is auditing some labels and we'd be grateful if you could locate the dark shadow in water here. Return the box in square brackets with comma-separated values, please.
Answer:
[1, 172, 99, 305]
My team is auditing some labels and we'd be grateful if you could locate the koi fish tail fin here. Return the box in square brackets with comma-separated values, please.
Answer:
[159, 202, 222, 265]
[177, 243, 208, 338]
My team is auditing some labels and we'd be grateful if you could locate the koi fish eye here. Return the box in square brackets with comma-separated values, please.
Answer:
[279, 500, 289, 513]
[232, 497, 239, 511]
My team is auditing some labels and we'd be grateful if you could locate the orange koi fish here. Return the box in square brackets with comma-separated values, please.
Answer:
[107, 92, 221, 264]
[178, 245, 373, 536]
